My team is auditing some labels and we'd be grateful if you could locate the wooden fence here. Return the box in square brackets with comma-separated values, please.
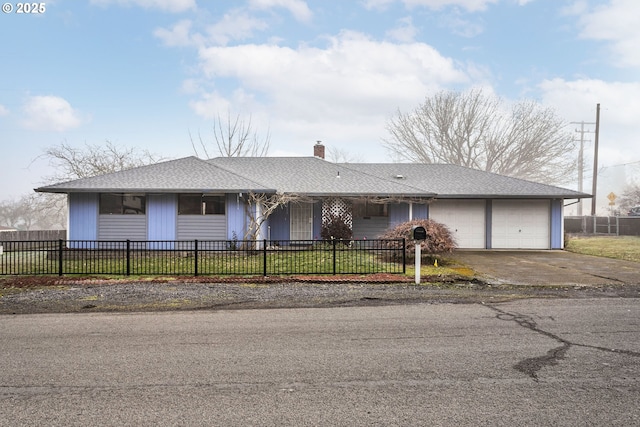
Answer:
[0, 230, 66, 250]
[565, 216, 640, 236]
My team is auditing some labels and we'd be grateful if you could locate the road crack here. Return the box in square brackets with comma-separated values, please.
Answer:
[485, 304, 640, 382]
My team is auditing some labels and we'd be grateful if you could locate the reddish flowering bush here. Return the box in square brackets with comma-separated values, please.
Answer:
[379, 219, 457, 261]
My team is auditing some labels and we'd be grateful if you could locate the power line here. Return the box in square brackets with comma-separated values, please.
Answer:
[601, 159, 640, 168]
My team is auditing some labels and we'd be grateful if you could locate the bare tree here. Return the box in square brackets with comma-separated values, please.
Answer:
[326, 146, 363, 163]
[0, 194, 65, 230]
[3, 141, 165, 230]
[618, 184, 640, 212]
[191, 111, 270, 158]
[243, 191, 310, 244]
[0, 197, 34, 230]
[383, 88, 577, 184]
[38, 140, 164, 182]
[189, 112, 275, 242]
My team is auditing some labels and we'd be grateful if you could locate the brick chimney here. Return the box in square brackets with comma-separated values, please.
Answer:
[314, 141, 325, 159]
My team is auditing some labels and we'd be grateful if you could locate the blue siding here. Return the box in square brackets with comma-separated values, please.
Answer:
[550, 199, 563, 249]
[313, 201, 322, 240]
[68, 193, 98, 241]
[412, 203, 428, 220]
[98, 215, 147, 241]
[177, 216, 226, 240]
[147, 194, 176, 241]
[226, 194, 246, 240]
[389, 203, 409, 227]
[269, 201, 319, 243]
[269, 204, 290, 241]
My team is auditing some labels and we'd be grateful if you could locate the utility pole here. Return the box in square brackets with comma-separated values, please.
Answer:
[591, 104, 601, 216]
[571, 121, 595, 216]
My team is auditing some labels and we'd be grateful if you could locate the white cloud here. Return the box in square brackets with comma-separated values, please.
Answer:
[154, 19, 197, 47]
[539, 78, 640, 127]
[539, 78, 640, 166]
[196, 31, 468, 119]
[386, 16, 419, 42]
[90, 0, 196, 13]
[155, 10, 269, 47]
[538, 77, 640, 211]
[0, 104, 8, 116]
[575, 0, 640, 68]
[438, 11, 484, 37]
[21, 95, 84, 132]
[189, 91, 231, 119]
[205, 9, 269, 46]
[249, 0, 313, 22]
[361, 0, 394, 11]
[363, 0, 498, 12]
[187, 31, 472, 160]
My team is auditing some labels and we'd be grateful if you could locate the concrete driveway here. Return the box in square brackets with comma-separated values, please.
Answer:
[449, 250, 640, 286]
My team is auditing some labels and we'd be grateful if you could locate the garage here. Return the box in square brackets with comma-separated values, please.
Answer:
[429, 200, 486, 249]
[491, 200, 550, 249]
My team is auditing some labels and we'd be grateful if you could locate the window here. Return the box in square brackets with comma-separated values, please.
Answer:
[352, 200, 388, 218]
[99, 194, 146, 215]
[178, 194, 225, 215]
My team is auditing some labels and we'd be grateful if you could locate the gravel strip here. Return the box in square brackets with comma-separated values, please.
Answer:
[2, 279, 640, 315]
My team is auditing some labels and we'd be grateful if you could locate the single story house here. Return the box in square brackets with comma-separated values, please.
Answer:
[36, 144, 590, 249]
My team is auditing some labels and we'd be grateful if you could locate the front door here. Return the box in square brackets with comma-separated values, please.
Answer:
[290, 202, 313, 240]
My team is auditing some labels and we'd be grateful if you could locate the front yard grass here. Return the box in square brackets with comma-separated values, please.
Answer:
[565, 235, 640, 263]
[1, 249, 406, 277]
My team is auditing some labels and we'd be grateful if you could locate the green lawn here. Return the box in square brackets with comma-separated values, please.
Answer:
[565, 235, 640, 263]
[0, 248, 405, 276]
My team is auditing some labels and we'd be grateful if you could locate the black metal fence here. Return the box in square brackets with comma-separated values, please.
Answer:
[0, 239, 406, 276]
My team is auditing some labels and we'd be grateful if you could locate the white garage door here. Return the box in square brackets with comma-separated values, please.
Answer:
[429, 200, 486, 249]
[492, 200, 550, 249]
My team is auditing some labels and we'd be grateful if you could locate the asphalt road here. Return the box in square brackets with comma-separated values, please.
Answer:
[2, 298, 639, 426]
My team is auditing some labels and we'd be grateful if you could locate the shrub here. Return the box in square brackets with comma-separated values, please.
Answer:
[379, 219, 457, 261]
[321, 213, 353, 241]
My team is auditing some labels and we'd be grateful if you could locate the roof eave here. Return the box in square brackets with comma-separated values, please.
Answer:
[434, 193, 593, 199]
[34, 187, 277, 194]
[296, 192, 437, 198]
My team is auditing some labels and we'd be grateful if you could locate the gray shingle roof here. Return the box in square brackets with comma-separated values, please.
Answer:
[35, 157, 272, 194]
[208, 157, 432, 197]
[342, 163, 590, 198]
[35, 155, 590, 200]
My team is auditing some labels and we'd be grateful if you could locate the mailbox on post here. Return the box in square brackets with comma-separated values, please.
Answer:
[412, 225, 427, 241]
[411, 225, 427, 284]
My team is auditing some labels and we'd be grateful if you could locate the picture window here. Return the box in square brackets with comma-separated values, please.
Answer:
[99, 194, 146, 215]
[178, 194, 225, 215]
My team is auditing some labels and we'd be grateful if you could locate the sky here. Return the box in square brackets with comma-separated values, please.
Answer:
[1, 0, 639, 213]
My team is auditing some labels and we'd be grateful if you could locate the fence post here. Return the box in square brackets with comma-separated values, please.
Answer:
[332, 238, 337, 275]
[194, 239, 199, 276]
[263, 239, 267, 276]
[58, 239, 64, 276]
[126, 240, 131, 276]
[402, 238, 406, 274]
